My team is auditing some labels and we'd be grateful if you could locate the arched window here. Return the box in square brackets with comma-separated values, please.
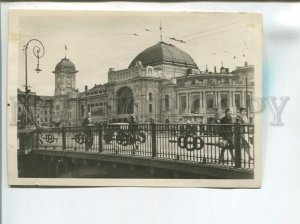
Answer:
[117, 87, 134, 114]
[206, 94, 214, 109]
[191, 95, 200, 113]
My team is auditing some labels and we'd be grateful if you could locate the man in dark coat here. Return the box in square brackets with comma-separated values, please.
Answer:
[129, 115, 139, 154]
[219, 108, 235, 163]
[82, 112, 93, 151]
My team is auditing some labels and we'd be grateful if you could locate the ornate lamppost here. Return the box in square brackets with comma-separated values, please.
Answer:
[23, 39, 45, 128]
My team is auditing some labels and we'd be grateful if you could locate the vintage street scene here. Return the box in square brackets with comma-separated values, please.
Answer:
[12, 11, 261, 182]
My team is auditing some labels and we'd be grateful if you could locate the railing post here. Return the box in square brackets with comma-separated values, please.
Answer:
[234, 123, 241, 168]
[62, 125, 66, 150]
[98, 124, 103, 153]
[151, 122, 157, 158]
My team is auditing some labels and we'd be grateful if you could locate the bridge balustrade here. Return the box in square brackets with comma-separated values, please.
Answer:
[23, 123, 255, 169]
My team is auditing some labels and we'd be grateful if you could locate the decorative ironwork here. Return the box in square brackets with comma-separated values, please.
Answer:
[72, 133, 86, 145]
[177, 135, 204, 151]
[34, 123, 254, 169]
[116, 131, 133, 146]
[104, 129, 146, 146]
[41, 134, 57, 144]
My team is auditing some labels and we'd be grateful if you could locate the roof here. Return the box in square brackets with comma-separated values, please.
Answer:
[176, 73, 239, 80]
[129, 42, 198, 69]
[53, 58, 78, 73]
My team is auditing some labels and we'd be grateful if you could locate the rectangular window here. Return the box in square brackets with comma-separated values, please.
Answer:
[41, 118, 43, 122]
[149, 104, 153, 113]
[36, 113, 39, 118]
[45, 118, 47, 122]
[45, 111, 47, 115]
[81, 105, 85, 117]
[18, 107, 21, 113]
[50, 118, 52, 122]
[235, 94, 241, 110]
[88, 104, 90, 112]
[149, 93, 152, 101]
[221, 93, 228, 109]
[191, 95, 200, 113]
[165, 95, 169, 111]
[206, 93, 214, 109]
[100, 103, 103, 106]
[180, 95, 187, 111]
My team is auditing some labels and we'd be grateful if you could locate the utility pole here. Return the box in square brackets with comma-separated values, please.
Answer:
[245, 76, 249, 117]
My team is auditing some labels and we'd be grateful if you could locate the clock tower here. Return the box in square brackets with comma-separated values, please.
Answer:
[53, 57, 78, 96]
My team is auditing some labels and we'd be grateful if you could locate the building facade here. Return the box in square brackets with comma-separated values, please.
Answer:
[18, 41, 255, 127]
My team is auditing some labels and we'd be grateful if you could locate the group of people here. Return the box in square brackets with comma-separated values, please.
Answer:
[218, 107, 253, 163]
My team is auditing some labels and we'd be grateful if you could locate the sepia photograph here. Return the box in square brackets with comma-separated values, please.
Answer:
[7, 10, 262, 187]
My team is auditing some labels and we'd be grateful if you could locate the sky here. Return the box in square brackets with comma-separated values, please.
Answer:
[17, 11, 261, 96]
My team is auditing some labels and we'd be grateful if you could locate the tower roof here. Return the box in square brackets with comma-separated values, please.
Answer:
[53, 58, 78, 73]
[129, 42, 198, 69]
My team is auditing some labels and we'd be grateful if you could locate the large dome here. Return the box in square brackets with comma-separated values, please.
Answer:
[129, 42, 198, 69]
[54, 58, 78, 73]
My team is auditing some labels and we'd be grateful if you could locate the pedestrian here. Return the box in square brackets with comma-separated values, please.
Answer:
[150, 117, 155, 124]
[186, 117, 193, 124]
[129, 114, 139, 154]
[219, 108, 235, 163]
[186, 117, 195, 135]
[82, 112, 93, 151]
[237, 107, 253, 162]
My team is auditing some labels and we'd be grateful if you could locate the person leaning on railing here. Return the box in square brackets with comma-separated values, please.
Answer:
[236, 107, 253, 162]
[219, 108, 235, 163]
[82, 112, 94, 151]
[129, 114, 139, 152]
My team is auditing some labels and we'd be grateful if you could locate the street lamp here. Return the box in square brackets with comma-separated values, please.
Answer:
[23, 39, 45, 128]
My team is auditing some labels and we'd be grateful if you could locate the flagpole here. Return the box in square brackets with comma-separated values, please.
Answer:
[65, 45, 68, 59]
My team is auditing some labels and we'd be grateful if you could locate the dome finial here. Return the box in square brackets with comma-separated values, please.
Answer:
[160, 21, 163, 42]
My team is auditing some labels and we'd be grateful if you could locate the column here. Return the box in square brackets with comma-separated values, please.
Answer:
[217, 90, 221, 108]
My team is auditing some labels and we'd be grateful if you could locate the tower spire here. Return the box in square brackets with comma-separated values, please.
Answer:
[160, 21, 163, 42]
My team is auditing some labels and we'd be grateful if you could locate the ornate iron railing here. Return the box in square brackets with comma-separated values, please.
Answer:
[28, 123, 254, 169]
